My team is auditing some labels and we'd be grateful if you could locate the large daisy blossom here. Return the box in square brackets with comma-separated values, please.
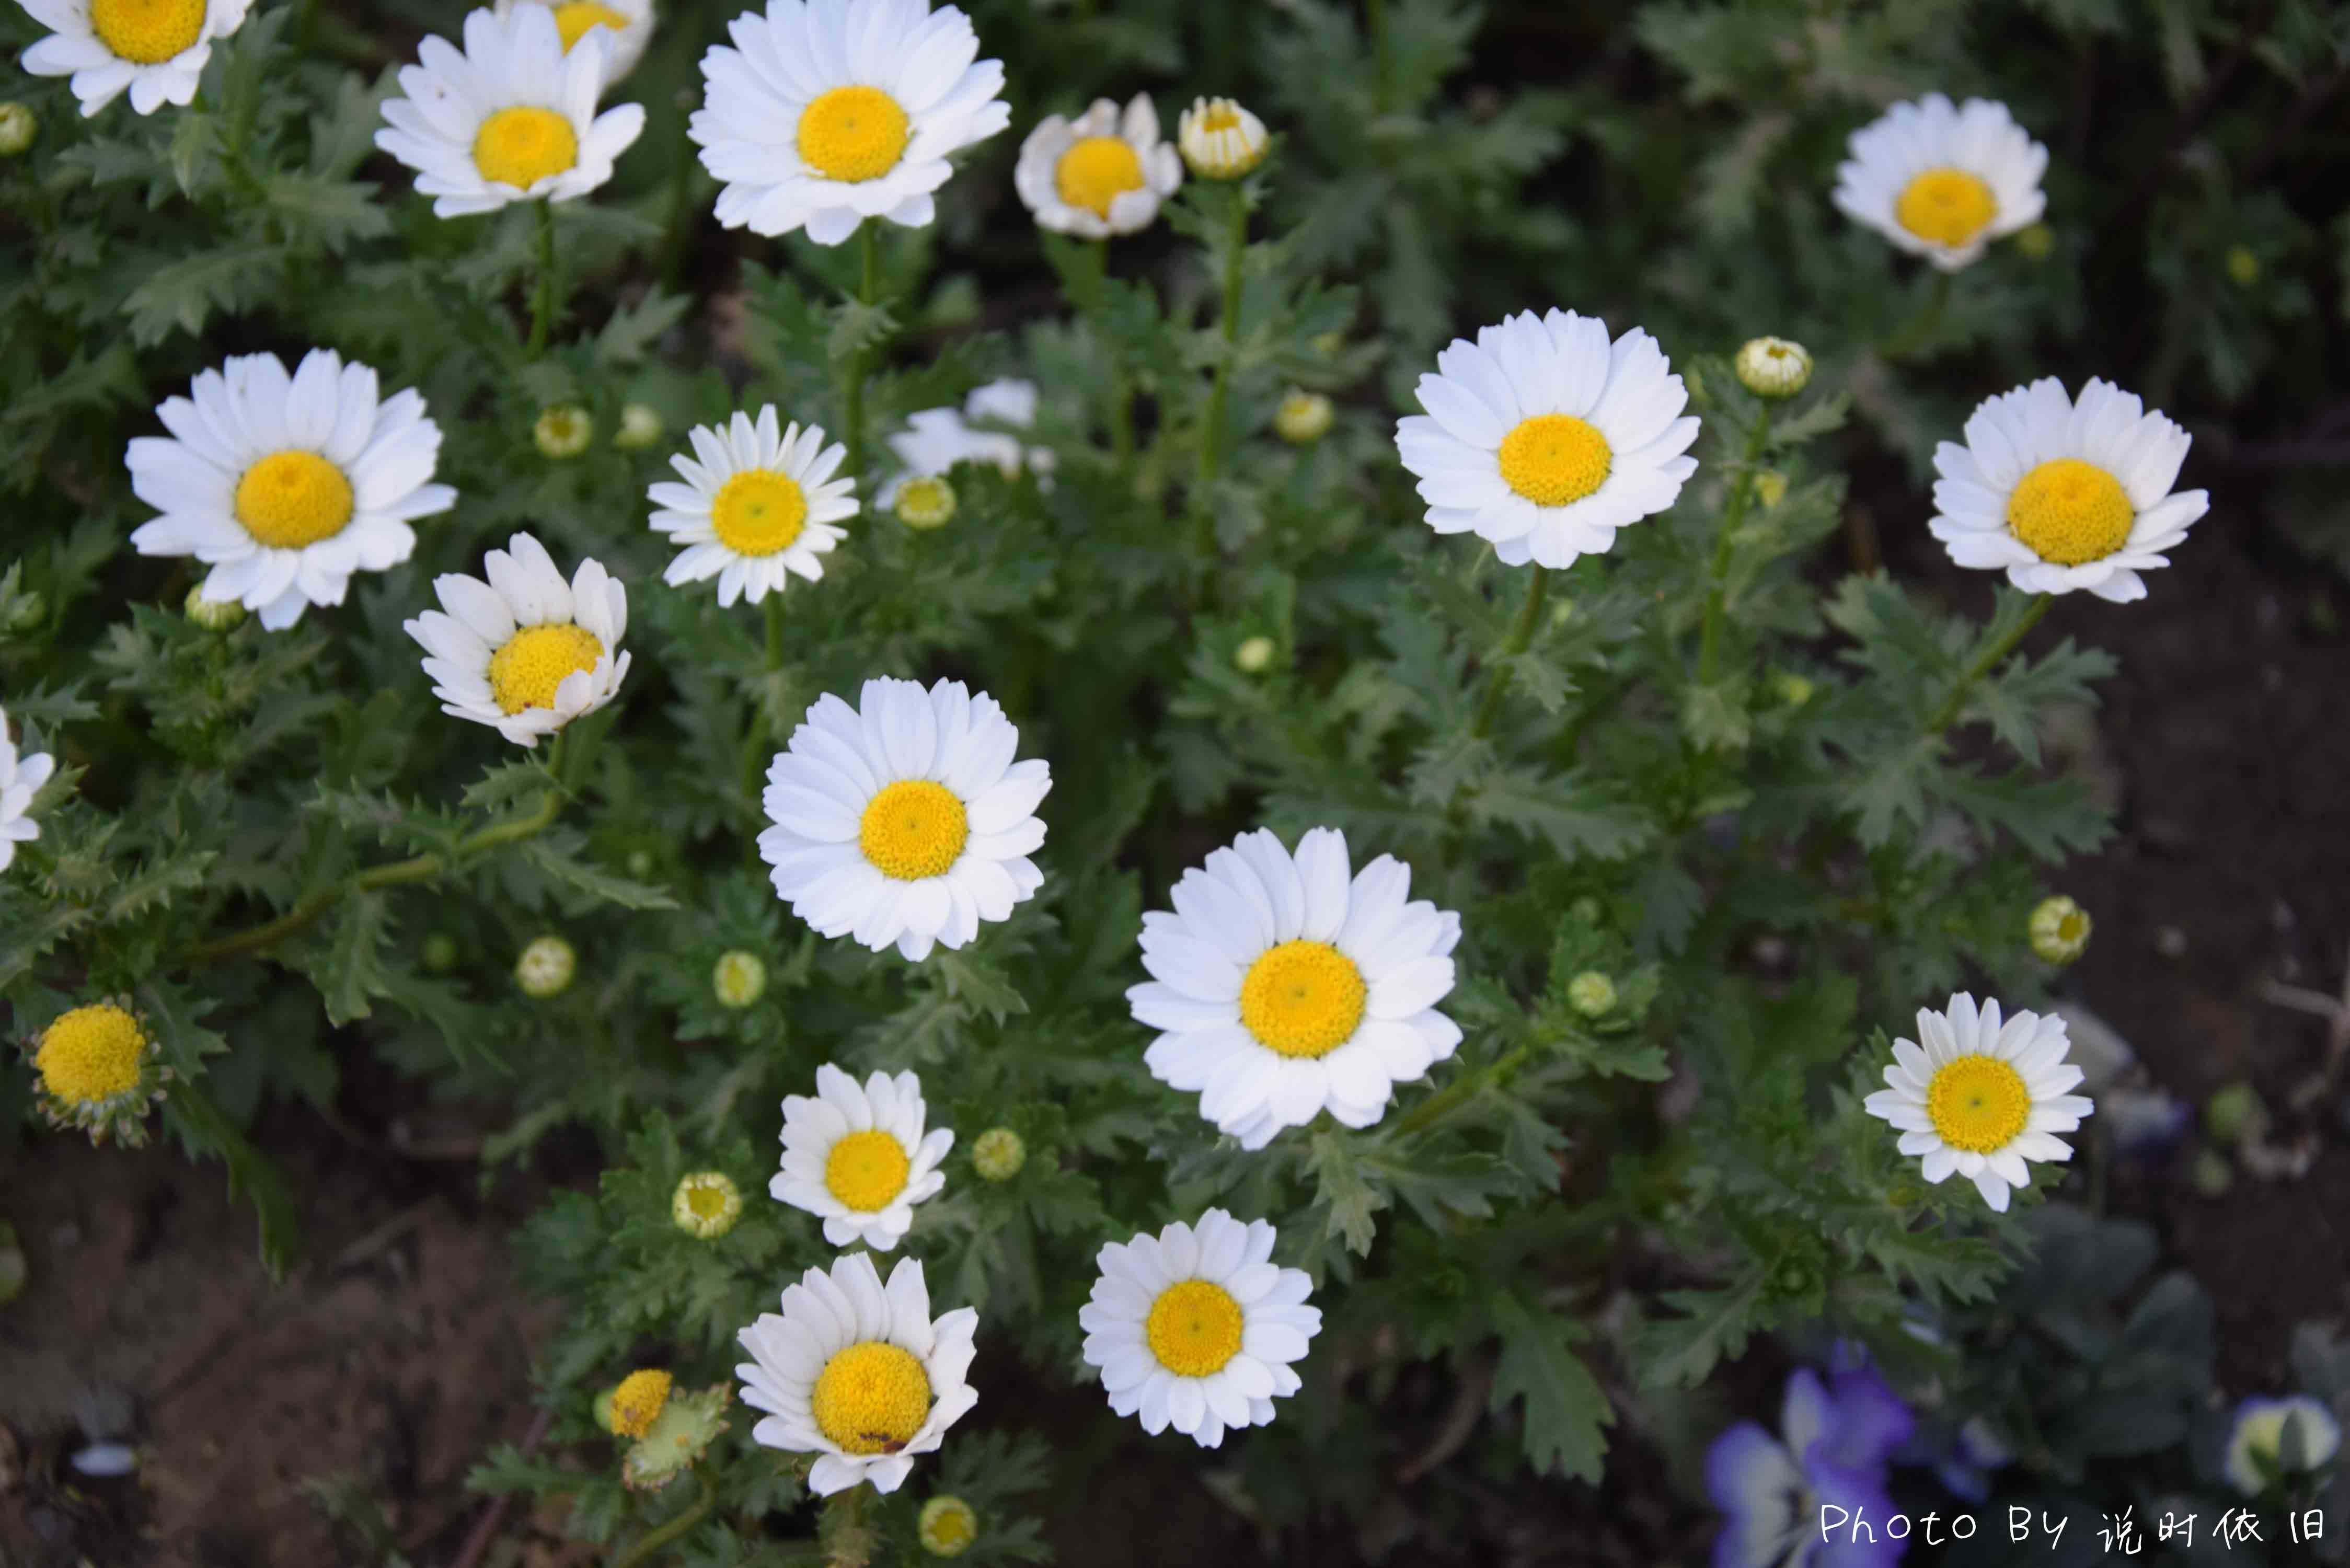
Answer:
[15, 0, 251, 117]
[758, 676, 1049, 961]
[2, 705, 57, 873]
[735, 1251, 978, 1496]
[375, 5, 645, 218]
[1078, 1209, 1320, 1449]
[1395, 309, 1700, 570]
[1833, 94, 2047, 272]
[1928, 377, 2208, 603]
[492, 0, 653, 83]
[403, 532, 630, 747]
[1863, 993, 2094, 1213]
[689, 0, 1010, 246]
[881, 379, 1054, 503]
[771, 1064, 953, 1251]
[1013, 95, 1182, 239]
[649, 407, 856, 607]
[126, 349, 456, 630]
[1130, 827, 1462, 1150]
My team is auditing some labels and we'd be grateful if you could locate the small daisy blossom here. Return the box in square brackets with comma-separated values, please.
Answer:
[1078, 1209, 1320, 1449]
[1833, 94, 2047, 272]
[771, 1064, 953, 1251]
[735, 1251, 979, 1496]
[126, 349, 455, 630]
[375, 5, 645, 219]
[649, 407, 856, 607]
[404, 532, 630, 747]
[2, 704, 57, 873]
[1863, 993, 2094, 1213]
[1131, 827, 1462, 1150]
[882, 379, 1055, 503]
[492, 0, 652, 83]
[15, 0, 251, 117]
[1929, 377, 2208, 603]
[1013, 95, 1182, 239]
[759, 676, 1049, 961]
[689, 0, 1010, 246]
[1396, 308, 1700, 570]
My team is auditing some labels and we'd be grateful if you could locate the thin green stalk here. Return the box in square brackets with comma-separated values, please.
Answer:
[610, 1471, 715, 1568]
[526, 199, 559, 359]
[1885, 270, 1953, 361]
[1191, 187, 1251, 558]
[1367, 0, 1391, 113]
[1926, 594, 2053, 734]
[1469, 564, 1550, 740]
[1695, 405, 1775, 684]
[1395, 1043, 1533, 1138]
[739, 596, 788, 806]
[843, 220, 882, 488]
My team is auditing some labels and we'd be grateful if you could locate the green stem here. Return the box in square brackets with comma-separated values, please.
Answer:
[739, 597, 787, 806]
[1367, 0, 1391, 113]
[611, 1472, 715, 1568]
[1395, 1044, 1533, 1138]
[1469, 564, 1550, 740]
[1695, 405, 1775, 685]
[527, 199, 559, 359]
[1885, 270, 1953, 361]
[1926, 594, 2053, 734]
[1191, 187, 1251, 559]
[1110, 368, 1136, 466]
[843, 221, 882, 489]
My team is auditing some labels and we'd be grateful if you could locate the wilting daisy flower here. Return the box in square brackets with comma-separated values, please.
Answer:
[1130, 827, 1461, 1150]
[758, 676, 1049, 961]
[15, 0, 251, 117]
[1078, 1209, 1320, 1449]
[1395, 309, 1700, 570]
[1833, 94, 2047, 272]
[2224, 1395, 2341, 1495]
[1707, 1365, 1914, 1568]
[690, 0, 1009, 246]
[126, 350, 455, 631]
[736, 1251, 978, 1496]
[22, 998, 172, 1146]
[1928, 377, 2208, 603]
[771, 1064, 953, 1251]
[1013, 95, 1182, 239]
[403, 532, 630, 747]
[375, 6, 645, 218]
[882, 379, 1054, 503]
[2, 705, 57, 873]
[649, 407, 856, 607]
[493, 0, 652, 83]
[1863, 993, 2094, 1213]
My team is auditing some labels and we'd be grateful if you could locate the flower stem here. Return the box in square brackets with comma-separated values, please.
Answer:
[738, 596, 787, 806]
[1469, 564, 1550, 740]
[1191, 186, 1251, 560]
[1885, 270, 1953, 361]
[1927, 593, 2053, 734]
[526, 199, 559, 360]
[1695, 405, 1774, 685]
[612, 1471, 715, 1568]
[1367, 0, 1392, 113]
[843, 220, 883, 490]
[1394, 1043, 1533, 1138]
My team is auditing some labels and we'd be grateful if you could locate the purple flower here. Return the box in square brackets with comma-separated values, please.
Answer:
[1708, 1366, 1917, 1568]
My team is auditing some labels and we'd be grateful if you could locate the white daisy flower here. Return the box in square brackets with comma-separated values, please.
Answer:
[689, 0, 1010, 246]
[492, 0, 652, 83]
[1928, 377, 2208, 603]
[1395, 308, 1700, 570]
[375, 6, 646, 220]
[771, 1064, 953, 1251]
[735, 1250, 979, 1496]
[1833, 94, 2047, 272]
[649, 407, 857, 607]
[2, 704, 58, 873]
[758, 676, 1049, 962]
[880, 379, 1055, 504]
[1863, 992, 2095, 1213]
[1012, 95, 1182, 239]
[402, 531, 631, 748]
[1130, 827, 1462, 1150]
[125, 349, 456, 631]
[1078, 1209, 1320, 1449]
[15, 0, 251, 118]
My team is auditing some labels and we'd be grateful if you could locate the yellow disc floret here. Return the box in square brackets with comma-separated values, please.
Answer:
[797, 85, 909, 183]
[1055, 135, 1145, 219]
[1497, 414, 1611, 508]
[919, 1496, 979, 1557]
[234, 451, 354, 549]
[1144, 1279, 1244, 1378]
[857, 779, 969, 881]
[89, 0, 204, 64]
[36, 1004, 146, 1106]
[2006, 458, 2134, 566]
[812, 1341, 931, 1454]
[1238, 940, 1367, 1059]
[488, 623, 605, 714]
[1895, 168, 1998, 248]
[710, 469, 809, 557]
[474, 105, 579, 189]
[550, 0, 626, 50]
[1926, 1055, 2032, 1154]
[823, 1128, 911, 1212]
[609, 1368, 673, 1438]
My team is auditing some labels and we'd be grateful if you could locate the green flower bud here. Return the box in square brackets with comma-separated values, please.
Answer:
[672, 1171, 743, 1239]
[0, 103, 34, 158]
[2204, 1081, 2265, 1147]
[613, 402, 663, 451]
[1565, 971, 1616, 1019]
[919, 1496, 979, 1557]
[1772, 671, 1815, 708]
[711, 950, 767, 1009]
[1273, 389, 1332, 445]
[534, 405, 592, 459]
[971, 1127, 1026, 1181]
[2226, 246, 2260, 287]
[516, 935, 576, 998]
[895, 475, 957, 529]
[1753, 469, 1789, 510]
[420, 932, 460, 974]
[1734, 337, 1811, 398]
[184, 587, 245, 630]
[1232, 635, 1276, 674]
[2028, 895, 2091, 965]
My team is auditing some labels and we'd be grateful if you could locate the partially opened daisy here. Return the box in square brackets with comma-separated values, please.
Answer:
[2, 704, 57, 873]
[771, 1064, 952, 1251]
[1928, 377, 2208, 603]
[1078, 1209, 1320, 1449]
[15, 0, 251, 117]
[1833, 94, 2047, 272]
[690, 0, 1009, 245]
[126, 349, 456, 630]
[1013, 95, 1182, 239]
[1131, 827, 1461, 1150]
[1864, 992, 2094, 1213]
[758, 676, 1049, 961]
[1395, 309, 1700, 570]
[493, 0, 653, 83]
[649, 407, 856, 607]
[735, 1251, 978, 1496]
[404, 532, 630, 747]
[881, 379, 1054, 504]
[375, 5, 645, 218]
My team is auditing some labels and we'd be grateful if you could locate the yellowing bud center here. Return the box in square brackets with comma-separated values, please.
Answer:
[1497, 413, 1611, 508]
[609, 1368, 673, 1437]
[89, 0, 204, 63]
[488, 623, 604, 714]
[1895, 167, 1998, 247]
[234, 451, 354, 548]
[551, 0, 626, 50]
[812, 1341, 931, 1454]
[1238, 939, 1366, 1059]
[2006, 458, 2134, 565]
[823, 1128, 911, 1212]
[36, 1004, 146, 1106]
[474, 105, 579, 189]
[1055, 135, 1145, 219]
[710, 469, 808, 557]
[1144, 1279, 1244, 1378]
[1926, 1055, 2031, 1154]
[857, 779, 968, 881]
[797, 85, 909, 183]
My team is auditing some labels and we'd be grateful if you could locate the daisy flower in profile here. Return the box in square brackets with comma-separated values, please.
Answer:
[1078, 1209, 1320, 1449]
[689, 0, 1009, 246]
[649, 407, 856, 607]
[126, 349, 456, 630]
[1013, 95, 1182, 239]
[15, 0, 250, 117]
[1833, 94, 2047, 272]
[882, 379, 1054, 503]
[771, 1064, 953, 1251]
[1130, 827, 1461, 1150]
[1395, 309, 1700, 570]
[736, 1251, 978, 1496]
[492, 0, 652, 83]
[2, 705, 57, 873]
[1928, 377, 2208, 603]
[758, 677, 1049, 961]
[1863, 993, 2094, 1213]
[375, 5, 645, 219]
[403, 532, 630, 748]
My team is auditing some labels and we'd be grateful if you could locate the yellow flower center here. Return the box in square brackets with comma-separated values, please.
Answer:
[233, 450, 354, 549]
[1895, 167, 1998, 247]
[823, 1128, 911, 1212]
[797, 85, 910, 183]
[2006, 458, 2135, 566]
[1144, 1279, 1244, 1378]
[919, 1497, 978, 1555]
[1197, 103, 1242, 134]
[857, 779, 968, 881]
[710, 469, 809, 557]
[550, 0, 626, 50]
[895, 475, 956, 529]
[35, 1004, 146, 1106]
[1496, 414, 1611, 507]
[487, 622, 605, 715]
[473, 105, 579, 189]
[609, 1368, 672, 1438]
[1925, 1054, 2032, 1154]
[88, 0, 204, 64]
[812, 1341, 931, 1454]
[1238, 939, 1367, 1059]
[685, 1181, 729, 1218]
[1055, 135, 1145, 218]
